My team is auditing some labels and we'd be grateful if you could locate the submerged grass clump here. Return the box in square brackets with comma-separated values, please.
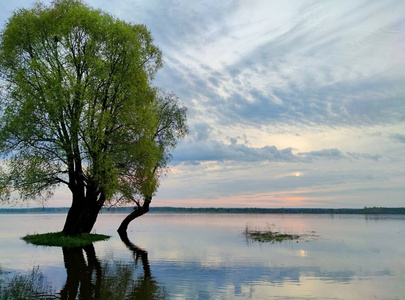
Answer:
[0, 266, 55, 299]
[22, 231, 110, 247]
[243, 223, 301, 243]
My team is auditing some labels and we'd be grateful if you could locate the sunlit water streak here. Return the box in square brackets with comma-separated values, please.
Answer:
[0, 213, 404, 299]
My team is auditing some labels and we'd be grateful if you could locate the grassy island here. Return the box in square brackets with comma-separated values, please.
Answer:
[22, 232, 110, 247]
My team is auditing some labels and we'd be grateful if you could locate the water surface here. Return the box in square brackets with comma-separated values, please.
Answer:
[0, 213, 404, 299]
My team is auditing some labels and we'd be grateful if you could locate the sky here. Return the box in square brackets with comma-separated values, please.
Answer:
[0, 0, 404, 208]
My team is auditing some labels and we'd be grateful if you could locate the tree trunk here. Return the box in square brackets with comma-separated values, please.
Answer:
[82, 197, 104, 233]
[62, 196, 87, 236]
[117, 197, 151, 234]
[62, 189, 104, 236]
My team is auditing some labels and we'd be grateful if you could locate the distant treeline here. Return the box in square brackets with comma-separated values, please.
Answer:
[151, 207, 405, 214]
[1, 206, 405, 214]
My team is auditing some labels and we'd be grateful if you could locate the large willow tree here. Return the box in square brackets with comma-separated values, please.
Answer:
[0, 0, 187, 235]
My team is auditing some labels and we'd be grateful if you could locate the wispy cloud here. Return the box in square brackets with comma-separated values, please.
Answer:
[148, 0, 405, 129]
[391, 134, 405, 144]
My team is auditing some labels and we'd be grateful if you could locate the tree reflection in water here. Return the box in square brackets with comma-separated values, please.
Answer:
[60, 239, 167, 299]
[118, 231, 152, 279]
[60, 245, 102, 299]
[0, 240, 166, 299]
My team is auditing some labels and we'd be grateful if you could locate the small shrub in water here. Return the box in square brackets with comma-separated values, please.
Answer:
[243, 224, 300, 243]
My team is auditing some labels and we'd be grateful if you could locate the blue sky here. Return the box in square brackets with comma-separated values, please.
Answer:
[1, 0, 404, 208]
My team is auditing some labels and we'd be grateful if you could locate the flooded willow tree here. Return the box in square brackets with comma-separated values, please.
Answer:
[0, 0, 187, 236]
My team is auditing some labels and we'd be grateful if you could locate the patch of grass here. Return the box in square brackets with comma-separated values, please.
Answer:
[243, 224, 301, 243]
[22, 231, 110, 247]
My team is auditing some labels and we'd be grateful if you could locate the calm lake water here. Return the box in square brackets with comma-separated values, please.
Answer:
[0, 213, 404, 299]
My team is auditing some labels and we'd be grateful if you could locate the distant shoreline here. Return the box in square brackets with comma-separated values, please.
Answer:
[0, 207, 404, 214]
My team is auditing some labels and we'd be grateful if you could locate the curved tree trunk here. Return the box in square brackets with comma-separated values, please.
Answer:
[117, 197, 151, 234]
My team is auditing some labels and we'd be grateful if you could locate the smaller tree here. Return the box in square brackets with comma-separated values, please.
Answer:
[117, 91, 188, 234]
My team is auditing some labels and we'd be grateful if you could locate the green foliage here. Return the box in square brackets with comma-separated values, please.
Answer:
[22, 231, 110, 247]
[0, 0, 187, 207]
[113, 90, 188, 206]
